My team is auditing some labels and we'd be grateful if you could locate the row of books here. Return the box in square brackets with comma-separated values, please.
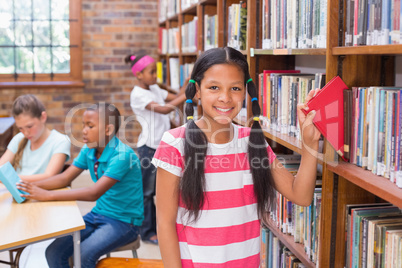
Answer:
[159, 27, 180, 54]
[257, 71, 326, 141]
[344, 203, 402, 268]
[261, 227, 306, 268]
[227, 2, 247, 51]
[204, 14, 219, 51]
[156, 59, 194, 91]
[261, 0, 327, 49]
[158, 0, 180, 22]
[345, 0, 402, 46]
[344, 87, 402, 187]
[267, 154, 322, 264]
[181, 17, 199, 53]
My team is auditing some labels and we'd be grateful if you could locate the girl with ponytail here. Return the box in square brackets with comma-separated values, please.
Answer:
[125, 53, 189, 244]
[0, 94, 71, 182]
[152, 47, 321, 267]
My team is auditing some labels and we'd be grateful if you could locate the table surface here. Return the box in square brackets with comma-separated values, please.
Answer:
[0, 184, 85, 251]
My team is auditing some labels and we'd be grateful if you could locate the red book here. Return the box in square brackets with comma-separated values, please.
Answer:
[302, 76, 349, 160]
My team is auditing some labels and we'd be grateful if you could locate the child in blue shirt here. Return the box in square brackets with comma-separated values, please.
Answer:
[17, 103, 144, 268]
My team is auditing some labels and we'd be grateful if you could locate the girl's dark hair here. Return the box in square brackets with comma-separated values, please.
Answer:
[11, 94, 46, 170]
[124, 54, 146, 67]
[182, 47, 276, 222]
[87, 103, 121, 134]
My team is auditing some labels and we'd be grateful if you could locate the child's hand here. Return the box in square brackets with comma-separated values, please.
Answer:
[16, 181, 51, 201]
[297, 88, 321, 149]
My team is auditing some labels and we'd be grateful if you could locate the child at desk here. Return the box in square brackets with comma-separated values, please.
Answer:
[152, 47, 321, 267]
[17, 103, 144, 268]
[0, 94, 70, 181]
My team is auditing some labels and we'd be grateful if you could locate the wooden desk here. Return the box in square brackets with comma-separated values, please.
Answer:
[0, 184, 85, 267]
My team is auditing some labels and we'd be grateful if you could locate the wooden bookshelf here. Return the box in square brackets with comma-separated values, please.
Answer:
[264, 219, 316, 268]
[157, 0, 402, 267]
[326, 161, 402, 208]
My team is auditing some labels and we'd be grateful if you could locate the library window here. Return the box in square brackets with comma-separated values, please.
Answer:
[0, 0, 81, 84]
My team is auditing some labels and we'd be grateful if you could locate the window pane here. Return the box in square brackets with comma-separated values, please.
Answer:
[53, 47, 69, 73]
[52, 1, 69, 20]
[15, 21, 33, 46]
[16, 47, 34, 73]
[15, 0, 32, 20]
[33, 21, 51, 46]
[0, 48, 15, 74]
[0, 24, 14, 46]
[52, 21, 69, 46]
[33, 0, 50, 20]
[34, 47, 51, 73]
[0, 1, 12, 13]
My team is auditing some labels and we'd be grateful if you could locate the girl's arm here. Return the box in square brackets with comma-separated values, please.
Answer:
[145, 93, 186, 115]
[270, 89, 321, 207]
[19, 153, 68, 182]
[155, 168, 182, 268]
[17, 174, 117, 202]
[33, 165, 84, 190]
[0, 149, 15, 166]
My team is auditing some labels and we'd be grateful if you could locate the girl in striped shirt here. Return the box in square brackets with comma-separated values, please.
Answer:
[152, 47, 321, 267]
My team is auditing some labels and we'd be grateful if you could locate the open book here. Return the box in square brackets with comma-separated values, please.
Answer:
[0, 162, 27, 203]
[302, 76, 349, 160]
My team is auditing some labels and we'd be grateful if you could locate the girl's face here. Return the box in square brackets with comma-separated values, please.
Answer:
[14, 112, 46, 142]
[138, 62, 157, 87]
[196, 63, 246, 127]
[82, 110, 105, 149]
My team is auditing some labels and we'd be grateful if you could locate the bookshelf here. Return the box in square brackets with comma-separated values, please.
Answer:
[157, 0, 402, 267]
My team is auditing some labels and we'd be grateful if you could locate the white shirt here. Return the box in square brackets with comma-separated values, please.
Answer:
[7, 130, 71, 175]
[130, 84, 170, 149]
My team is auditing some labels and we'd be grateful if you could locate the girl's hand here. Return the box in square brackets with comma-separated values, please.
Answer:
[16, 181, 52, 201]
[297, 88, 321, 148]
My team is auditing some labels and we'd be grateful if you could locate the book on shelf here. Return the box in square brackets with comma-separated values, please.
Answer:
[301, 76, 349, 160]
[0, 161, 27, 203]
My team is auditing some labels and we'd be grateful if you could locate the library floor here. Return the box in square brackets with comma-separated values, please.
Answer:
[0, 171, 161, 268]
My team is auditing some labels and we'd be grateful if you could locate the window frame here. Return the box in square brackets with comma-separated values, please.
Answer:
[0, 0, 83, 88]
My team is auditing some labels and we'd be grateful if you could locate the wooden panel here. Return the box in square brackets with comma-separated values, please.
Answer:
[333, 45, 402, 55]
[327, 162, 402, 208]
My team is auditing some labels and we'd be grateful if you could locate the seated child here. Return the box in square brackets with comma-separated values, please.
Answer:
[0, 94, 70, 181]
[17, 103, 144, 268]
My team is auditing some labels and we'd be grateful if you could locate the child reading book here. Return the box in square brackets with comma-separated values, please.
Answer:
[17, 103, 144, 268]
[0, 94, 71, 182]
[152, 47, 321, 267]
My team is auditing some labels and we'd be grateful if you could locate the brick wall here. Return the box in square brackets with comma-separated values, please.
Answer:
[0, 0, 159, 159]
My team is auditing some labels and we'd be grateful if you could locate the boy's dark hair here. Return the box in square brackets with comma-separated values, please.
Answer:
[87, 103, 121, 134]
[183, 47, 276, 222]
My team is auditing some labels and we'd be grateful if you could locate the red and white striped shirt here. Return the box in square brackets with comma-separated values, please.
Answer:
[152, 123, 276, 267]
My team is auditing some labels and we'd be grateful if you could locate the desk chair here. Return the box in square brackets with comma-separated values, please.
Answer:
[96, 257, 163, 268]
[105, 235, 140, 258]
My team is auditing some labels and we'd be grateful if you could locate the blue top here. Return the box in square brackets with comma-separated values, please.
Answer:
[8, 130, 71, 175]
[72, 136, 144, 226]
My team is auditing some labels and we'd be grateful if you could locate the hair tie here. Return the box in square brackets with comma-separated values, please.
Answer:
[246, 78, 253, 84]
[130, 55, 136, 61]
[251, 97, 258, 102]
[186, 99, 193, 103]
[189, 79, 196, 84]
[187, 116, 194, 120]
[253, 117, 260, 121]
